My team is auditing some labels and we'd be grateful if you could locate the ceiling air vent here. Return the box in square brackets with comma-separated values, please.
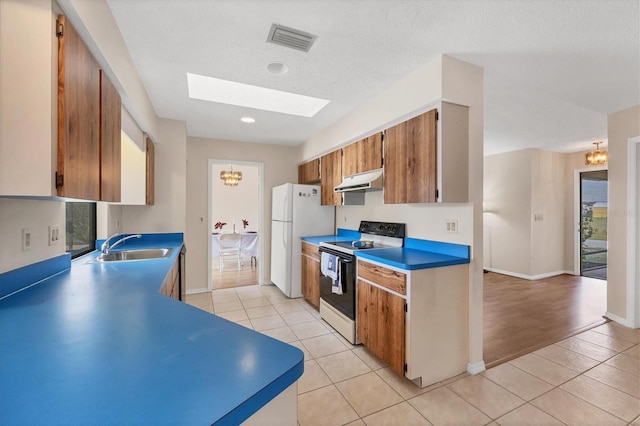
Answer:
[267, 24, 317, 52]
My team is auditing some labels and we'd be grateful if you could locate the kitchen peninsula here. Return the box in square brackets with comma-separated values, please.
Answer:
[303, 230, 470, 388]
[0, 233, 302, 425]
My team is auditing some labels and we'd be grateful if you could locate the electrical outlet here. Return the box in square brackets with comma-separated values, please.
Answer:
[22, 228, 31, 251]
[48, 225, 60, 246]
[446, 220, 458, 234]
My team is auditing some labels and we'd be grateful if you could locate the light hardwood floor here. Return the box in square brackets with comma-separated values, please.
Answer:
[212, 256, 259, 290]
[484, 272, 608, 368]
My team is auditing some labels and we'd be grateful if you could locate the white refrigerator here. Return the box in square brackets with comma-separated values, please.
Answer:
[270, 183, 334, 298]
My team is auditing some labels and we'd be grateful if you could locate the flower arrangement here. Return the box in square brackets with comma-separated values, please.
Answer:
[214, 221, 227, 230]
[242, 219, 249, 229]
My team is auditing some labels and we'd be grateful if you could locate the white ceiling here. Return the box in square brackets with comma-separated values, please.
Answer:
[106, 0, 639, 156]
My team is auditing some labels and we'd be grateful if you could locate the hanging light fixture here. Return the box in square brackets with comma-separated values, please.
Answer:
[220, 165, 242, 186]
[585, 141, 608, 166]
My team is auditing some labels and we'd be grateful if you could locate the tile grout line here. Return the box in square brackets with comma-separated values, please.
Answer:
[202, 285, 640, 425]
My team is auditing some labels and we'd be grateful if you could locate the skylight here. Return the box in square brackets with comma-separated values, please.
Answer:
[186, 72, 329, 117]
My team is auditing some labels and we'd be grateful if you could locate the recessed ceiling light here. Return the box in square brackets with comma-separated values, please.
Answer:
[187, 72, 329, 117]
[241, 117, 255, 123]
[266, 62, 289, 75]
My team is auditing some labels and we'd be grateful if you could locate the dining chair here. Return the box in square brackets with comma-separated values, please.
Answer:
[219, 233, 242, 270]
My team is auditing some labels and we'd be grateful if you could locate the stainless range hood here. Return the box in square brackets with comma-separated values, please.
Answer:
[334, 169, 383, 193]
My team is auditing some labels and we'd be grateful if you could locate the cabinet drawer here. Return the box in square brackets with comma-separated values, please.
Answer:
[301, 242, 320, 260]
[357, 260, 406, 295]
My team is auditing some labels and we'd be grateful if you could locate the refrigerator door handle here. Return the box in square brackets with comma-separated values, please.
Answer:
[283, 192, 288, 222]
[282, 221, 287, 250]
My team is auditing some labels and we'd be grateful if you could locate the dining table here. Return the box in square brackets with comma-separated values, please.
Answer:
[211, 232, 259, 266]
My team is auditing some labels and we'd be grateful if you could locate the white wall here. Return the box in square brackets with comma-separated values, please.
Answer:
[0, 0, 57, 197]
[484, 149, 580, 278]
[607, 104, 640, 325]
[211, 164, 259, 233]
[186, 137, 298, 292]
[483, 149, 533, 275]
[120, 131, 146, 205]
[121, 118, 187, 234]
[339, 193, 473, 246]
[0, 199, 65, 273]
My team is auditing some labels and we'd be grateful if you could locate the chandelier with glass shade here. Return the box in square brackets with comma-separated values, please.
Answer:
[220, 165, 242, 186]
[585, 141, 608, 166]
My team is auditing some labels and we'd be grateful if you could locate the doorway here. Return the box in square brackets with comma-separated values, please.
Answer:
[579, 170, 608, 280]
[208, 160, 264, 291]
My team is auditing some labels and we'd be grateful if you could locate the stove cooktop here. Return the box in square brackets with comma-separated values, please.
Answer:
[328, 241, 392, 251]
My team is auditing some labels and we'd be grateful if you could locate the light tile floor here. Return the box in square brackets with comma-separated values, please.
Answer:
[185, 285, 640, 426]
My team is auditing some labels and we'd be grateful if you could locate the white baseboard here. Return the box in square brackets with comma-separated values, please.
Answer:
[467, 361, 486, 375]
[605, 311, 637, 328]
[484, 268, 574, 281]
[186, 287, 210, 295]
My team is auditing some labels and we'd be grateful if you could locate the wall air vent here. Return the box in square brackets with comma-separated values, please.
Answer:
[267, 24, 317, 52]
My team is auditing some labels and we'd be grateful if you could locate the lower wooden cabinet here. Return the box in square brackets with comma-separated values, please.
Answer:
[356, 279, 406, 375]
[301, 242, 320, 309]
[356, 258, 469, 388]
[161, 256, 180, 300]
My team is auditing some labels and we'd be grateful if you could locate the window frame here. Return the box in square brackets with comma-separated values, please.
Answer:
[65, 202, 97, 259]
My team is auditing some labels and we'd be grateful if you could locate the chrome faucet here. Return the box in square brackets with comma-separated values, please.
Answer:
[101, 234, 142, 255]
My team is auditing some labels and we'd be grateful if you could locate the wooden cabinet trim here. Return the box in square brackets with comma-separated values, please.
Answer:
[57, 14, 101, 200]
[298, 158, 320, 184]
[320, 150, 342, 206]
[357, 260, 407, 295]
[99, 70, 121, 202]
[356, 279, 406, 375]
[145, 136, 155, 205]
[384, 109, 438, 204]
[301, 242, 320, 260]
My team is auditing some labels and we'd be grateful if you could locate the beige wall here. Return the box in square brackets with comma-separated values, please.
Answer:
[530, 150, 566, 276]
[484, 148, 604, 278]
[211, 164, 259, 233]
[484, 149, 533, 275]
[607, 105, 640, 324]
[186, 137, 298, 292]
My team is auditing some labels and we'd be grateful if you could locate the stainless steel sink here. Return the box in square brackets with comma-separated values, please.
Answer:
[89, 248, 174, 263]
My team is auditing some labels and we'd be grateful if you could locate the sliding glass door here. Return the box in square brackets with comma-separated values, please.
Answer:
[580, 170, 608, 280]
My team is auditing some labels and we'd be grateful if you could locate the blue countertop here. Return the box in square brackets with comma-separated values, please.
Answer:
[356, 247, 469, 270]
[301, 233, 471, 270]
[0, 234, 303, 425]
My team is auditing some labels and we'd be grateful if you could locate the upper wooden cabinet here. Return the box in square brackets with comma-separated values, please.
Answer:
[342, 132, 383, 176]
[298, 158, 320, 184]
[56, 15, 121, 201]
[384, 109, 438, 204]
[383, 104, 469, 204]
[100, 70, 122, 202]
[56, 14, 101, 200]
[320, 150, 342, 206]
